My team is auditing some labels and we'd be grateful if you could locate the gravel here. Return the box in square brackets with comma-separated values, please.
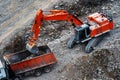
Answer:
[0, 0, 120, 80]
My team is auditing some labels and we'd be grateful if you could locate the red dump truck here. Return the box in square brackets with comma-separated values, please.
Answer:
[0, 45, 57, 80]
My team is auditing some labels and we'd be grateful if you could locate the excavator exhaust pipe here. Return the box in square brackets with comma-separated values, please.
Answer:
[26, 43, 41, 55]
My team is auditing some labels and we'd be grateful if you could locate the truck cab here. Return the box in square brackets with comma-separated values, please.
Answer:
[0, 60, 7, 80]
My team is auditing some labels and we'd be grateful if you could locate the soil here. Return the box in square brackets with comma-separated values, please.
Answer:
[0, 0, 120, 80]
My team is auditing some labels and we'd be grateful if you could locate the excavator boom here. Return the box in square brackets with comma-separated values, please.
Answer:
[26, 9, 83, 55]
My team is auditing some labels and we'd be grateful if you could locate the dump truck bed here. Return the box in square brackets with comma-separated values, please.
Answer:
[4, 46, 57, 74]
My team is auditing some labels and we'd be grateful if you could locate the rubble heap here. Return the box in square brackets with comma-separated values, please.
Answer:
[54, 0, 109, 16]
[62, 48, 120, 80]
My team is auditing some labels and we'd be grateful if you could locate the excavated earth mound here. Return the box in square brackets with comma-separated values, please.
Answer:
[62, 47, 120, 80]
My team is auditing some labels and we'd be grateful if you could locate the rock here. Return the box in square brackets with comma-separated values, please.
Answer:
[115, 24, 119, 28]
[112, 11, 117, 14]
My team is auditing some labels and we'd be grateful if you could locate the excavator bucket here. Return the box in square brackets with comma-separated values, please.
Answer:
[26, 43, 41, 55]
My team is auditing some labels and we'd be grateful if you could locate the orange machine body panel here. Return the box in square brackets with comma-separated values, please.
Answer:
[88, 12, 114, 37]
[9, 52, 56, 74]
[4, 46, 57, 75]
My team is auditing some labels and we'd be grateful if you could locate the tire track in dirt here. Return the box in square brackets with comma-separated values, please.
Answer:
[0, 0, 35, 24]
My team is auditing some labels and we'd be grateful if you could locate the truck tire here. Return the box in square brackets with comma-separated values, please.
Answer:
[34, 69, 42, 77]
[67, 35, 76, 49]
[43, 66, 51, 73]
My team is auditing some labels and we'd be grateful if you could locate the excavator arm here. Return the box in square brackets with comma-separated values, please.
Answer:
[26, 9, 83, 55]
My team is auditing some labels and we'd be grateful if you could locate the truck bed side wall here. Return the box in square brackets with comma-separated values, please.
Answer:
[9, 52, 57, 74]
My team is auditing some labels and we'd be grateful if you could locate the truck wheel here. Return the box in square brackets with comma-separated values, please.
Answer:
[67, 35, 76, 49]
[43, 66, 51, 73]
[34, 69, 42, 77]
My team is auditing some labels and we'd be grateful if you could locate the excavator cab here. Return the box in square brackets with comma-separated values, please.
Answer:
[67, 24, 91, 49]
[75, 24, 91, 43]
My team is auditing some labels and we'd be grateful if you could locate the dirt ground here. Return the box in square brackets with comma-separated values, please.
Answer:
[0, 0, 120, 80]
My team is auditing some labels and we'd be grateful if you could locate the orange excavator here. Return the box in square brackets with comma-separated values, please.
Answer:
[26, 9, 114, 54]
